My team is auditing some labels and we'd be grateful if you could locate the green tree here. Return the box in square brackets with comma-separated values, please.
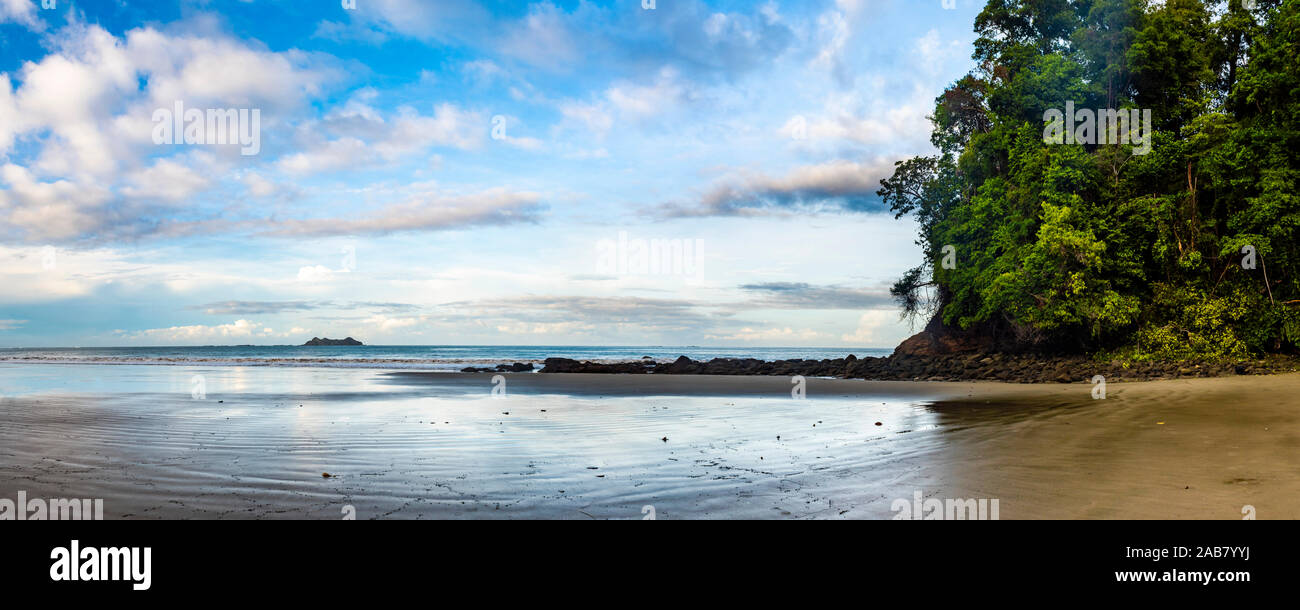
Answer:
[883, 0, 1300, 359]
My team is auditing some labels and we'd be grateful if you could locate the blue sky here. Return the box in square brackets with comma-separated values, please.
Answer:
[0, 0, 984, 347]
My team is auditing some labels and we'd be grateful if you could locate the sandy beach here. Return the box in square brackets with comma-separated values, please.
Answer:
[0, 364, 1296, 519]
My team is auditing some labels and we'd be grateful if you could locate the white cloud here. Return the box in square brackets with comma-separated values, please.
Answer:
[840, 309, 899, 345]
[0, 22, 338, 241]
[501, 134, 544, 150]
[0, 163, 112, 241]
[488, 114, 545, 151]
[780, 89, 934, 151]
[13, 22, 327, 178]
[278, 103, 485, 175]
[497, 3, 579, 70]
[812, 9, 851, 84]
[605, 67, 692, 117]
[0, 0, 41, 30]
[276, 137, 367, 175]
[705, 326, 829, 343]
[127, 26, 331, 111]
[462, 59, 506, 85]
[749, 159, 890, 197]
[661, 158, 896, 217]
[120, 158, 213, 203]
[120, 319, 275, 343]
[266, 187, 544, 237]
[915, 28, 967, 74]
[342, 0, 491, 45]
[0, 75, 22, 155]
[703, 13, 729, 38]
[557, 67, 694, 139]
[493, 321, 596, 336]
[362, 313, 423, 333]
[296, 265, 336, 282]
[1, 241, 345, 307]
[559, 101, 614, 137]
[241, 172, 283, 198]
[15, 26, 139, 178]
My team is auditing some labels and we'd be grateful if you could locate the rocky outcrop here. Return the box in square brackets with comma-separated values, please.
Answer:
[538, 358, 654, 374]
[522, 317, 1300, 382]
[536, 352, 1299, 383]
[303, 337, 363, 346]
[892, 315, 1006, 358]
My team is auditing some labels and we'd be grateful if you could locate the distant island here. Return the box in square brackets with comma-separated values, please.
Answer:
[302, 337, 363, 346]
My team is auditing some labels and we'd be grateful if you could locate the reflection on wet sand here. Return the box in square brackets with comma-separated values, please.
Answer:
[0, 365, 1295, 519]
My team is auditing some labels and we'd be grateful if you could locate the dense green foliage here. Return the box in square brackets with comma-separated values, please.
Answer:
[881, 0, 1300, 359]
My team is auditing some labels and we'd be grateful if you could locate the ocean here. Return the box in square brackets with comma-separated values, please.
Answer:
[0, 345, 893, 372]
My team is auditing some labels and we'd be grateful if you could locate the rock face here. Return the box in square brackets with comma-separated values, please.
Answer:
[302, 337, 363, 346]
[892, 314, 1001, 358]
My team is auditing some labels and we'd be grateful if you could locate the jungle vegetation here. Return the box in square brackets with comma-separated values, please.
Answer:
[881, 0, 1300, 360]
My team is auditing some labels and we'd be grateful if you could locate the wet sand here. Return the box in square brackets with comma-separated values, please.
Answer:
[0, 365, 1296, 519]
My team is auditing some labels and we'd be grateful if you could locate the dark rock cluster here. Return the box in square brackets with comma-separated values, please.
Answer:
[538, 352, 1299, 383]
[461, 362, 536, 373]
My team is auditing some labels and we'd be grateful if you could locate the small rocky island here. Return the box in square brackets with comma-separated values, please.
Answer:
[302, 337, 363, 346]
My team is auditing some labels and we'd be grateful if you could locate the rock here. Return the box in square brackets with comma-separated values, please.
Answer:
[894, 332, 940, 358]
[892, 315, 1000, 357]
[540, 357, 582, 373]
[495, 362, 534, 372]
[659, 355, 701, 374]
